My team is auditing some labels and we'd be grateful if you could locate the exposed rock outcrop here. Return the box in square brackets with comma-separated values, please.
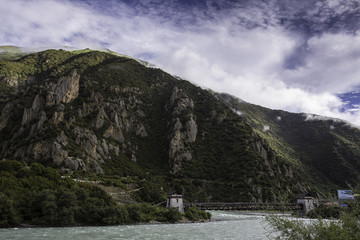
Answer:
[90, 159, 104, 174]
[0, 102, 13, 131]
[0, 75, 34, 89]
[64, 157, 86, 172]
[169, 86, 194, 115]
[46, 69, 80, 107]
[51, 142, 69, 164]
[74, 126, 100, 160]
[0, 68, 108, 174]
[22, 94, 43, 126]
[95, 107, 108, 129]
[167, 87, 198, 173]
[252, 138, 277, 177]
[103, 125, 125, 143]
[184, 114, 197, 143]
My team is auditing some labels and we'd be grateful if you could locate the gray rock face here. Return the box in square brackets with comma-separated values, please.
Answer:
[0, 64, 150, 176]
[22, 94, 43, 126]
[51, 142, 69, 164]
[46, 69, 80, 107]
[64, 157, 86, 171]
[173, 118, 182, 131]
[0, 102, 13, 131]
[108, 144, 120, 156]
[250, 136, 296, 178]
[135, 125, 148, 137]
[26, 138, 69, 166]
[74, 126, 100, 160]
[90, 159, 104, 174]
[184, 114, 197, 143]
[51, 111, 64, 124]
[103, 125, 125, 143]
[95, 107, 108, 129]
[169, 87, 194, 115]
[169, 130, 184, 161]
[167, 87, 198, 173]
[131, 153, 137, 162]
[37, 111, 48, 131]
[0, 75, 34, 89]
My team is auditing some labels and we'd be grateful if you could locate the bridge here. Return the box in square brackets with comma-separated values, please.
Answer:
[186, 202, 302, 211]
[167, 194, 314, 215]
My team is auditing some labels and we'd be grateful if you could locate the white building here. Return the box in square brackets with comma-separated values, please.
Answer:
[166, 194, 184, 212]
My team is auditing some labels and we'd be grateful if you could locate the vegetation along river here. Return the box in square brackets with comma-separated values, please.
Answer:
[0, 211, 284, 240]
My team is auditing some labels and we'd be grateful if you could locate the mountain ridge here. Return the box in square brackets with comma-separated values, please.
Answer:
[216, 92, 360, 195]
[0, 48, 306, 203]
[0, 47, 359, 205]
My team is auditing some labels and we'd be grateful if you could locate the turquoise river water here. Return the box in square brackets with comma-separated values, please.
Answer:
[0, 211, 282, 240]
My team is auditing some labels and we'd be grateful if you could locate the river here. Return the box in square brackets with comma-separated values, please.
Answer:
[0, 211, 282, 240]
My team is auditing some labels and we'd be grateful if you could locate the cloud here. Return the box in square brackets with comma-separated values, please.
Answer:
[281, 33, 360, 94]
[0, 0, 105, 48]
[1, 0, 360, 127]
[231, 109, 242, 116]
[263, 125, 270, 131]
[304, 113, 340, 122]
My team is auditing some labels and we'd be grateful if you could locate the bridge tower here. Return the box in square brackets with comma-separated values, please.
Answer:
[166, 193, 184, 212]
[297, 193, 315, 216]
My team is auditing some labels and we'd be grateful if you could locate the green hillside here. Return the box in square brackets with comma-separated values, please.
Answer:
[216, 93, 360, 195]
[0, 46, 28, 61]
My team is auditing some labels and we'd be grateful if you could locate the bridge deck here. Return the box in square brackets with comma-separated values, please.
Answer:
[187, 202, 301, 211]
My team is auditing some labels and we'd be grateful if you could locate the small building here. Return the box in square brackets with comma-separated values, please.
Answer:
[166, 193, 184, 212]
[297, 193, 315, 216]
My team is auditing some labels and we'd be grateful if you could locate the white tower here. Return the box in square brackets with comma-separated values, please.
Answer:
[166, 194, 184, 212]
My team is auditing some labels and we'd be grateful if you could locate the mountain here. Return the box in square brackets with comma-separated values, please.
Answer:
[0, 48, 359, 207]
[0, 48, 309, 204]
[216, 93, 360, 196]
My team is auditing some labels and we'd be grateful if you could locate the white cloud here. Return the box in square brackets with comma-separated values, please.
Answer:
[304, 114, 340, 122]
[282, 33, 360, 94]
[0, 0, 106, 48]
[232, 109, 242, 116]
[1, 0, 360, 127]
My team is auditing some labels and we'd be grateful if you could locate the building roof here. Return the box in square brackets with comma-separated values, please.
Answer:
[297, 193, 313, 199]
[168, 194, 183, 198]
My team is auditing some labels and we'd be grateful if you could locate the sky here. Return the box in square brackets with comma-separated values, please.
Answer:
[1, 0, 360, 126]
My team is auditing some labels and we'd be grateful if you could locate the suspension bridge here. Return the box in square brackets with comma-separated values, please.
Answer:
[186, 202, 302, 211]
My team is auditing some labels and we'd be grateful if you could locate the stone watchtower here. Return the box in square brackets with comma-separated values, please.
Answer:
[297, 193, 315, 216]
[166, 193, 184, 212]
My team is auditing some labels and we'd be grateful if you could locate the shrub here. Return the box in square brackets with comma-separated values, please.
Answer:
[266, 213, 360, 240]
[166, 207, 182, 223]
[0, 193, 19, 227]
[0, 159, 24, 173]
[307, 205, 342, 219]
[185, 207, 211, 221]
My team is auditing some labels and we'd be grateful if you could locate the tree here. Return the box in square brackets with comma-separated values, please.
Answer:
[0, 194, 19, 227]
